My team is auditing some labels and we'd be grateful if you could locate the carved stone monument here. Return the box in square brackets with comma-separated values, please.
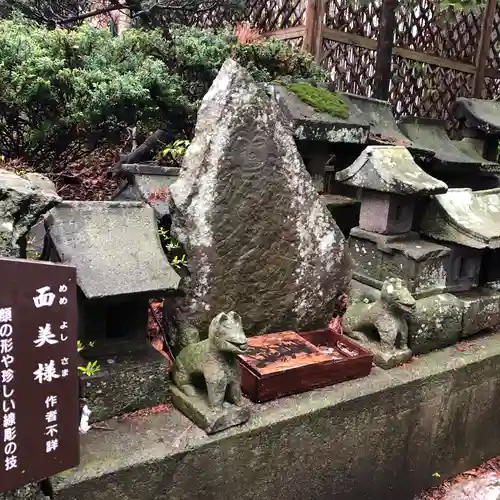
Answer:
[170, 311, 251, 434]
[169, 58, 350, 338]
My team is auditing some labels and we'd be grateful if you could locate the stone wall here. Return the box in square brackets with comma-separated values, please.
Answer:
[53, 332, 500, 500]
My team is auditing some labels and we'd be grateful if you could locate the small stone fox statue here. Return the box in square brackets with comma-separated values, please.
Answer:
[171, 311, 248, 409]
[344, 277, 416, 350]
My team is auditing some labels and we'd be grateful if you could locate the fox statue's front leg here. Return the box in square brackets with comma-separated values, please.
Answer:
[227, 380, 244, 406]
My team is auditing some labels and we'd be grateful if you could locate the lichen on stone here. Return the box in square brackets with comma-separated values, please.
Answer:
[285, 82, 350, 120]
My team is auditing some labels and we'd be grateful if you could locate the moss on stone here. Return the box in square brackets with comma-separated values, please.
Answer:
[285, 83, 350, 120]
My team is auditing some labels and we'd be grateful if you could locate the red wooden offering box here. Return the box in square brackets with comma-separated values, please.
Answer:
[238, 329, 373, 403]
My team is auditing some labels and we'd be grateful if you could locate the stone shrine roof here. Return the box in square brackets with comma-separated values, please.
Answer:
[336, 145, 448, 195]
[454, 97, 500, 134]
[45, 201, 180, 299]
[398, 117, 500, 174]
[339, 93, 434, 162]
[112, 163, 180, 218]
[420, 188, 500, 249]
[267, 83, 369, 144]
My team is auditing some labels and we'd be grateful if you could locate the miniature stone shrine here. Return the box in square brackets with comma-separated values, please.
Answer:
[43, 201, 180, 347]
[337, 145, 466, 366]
[337, 145, 448, 236]
[337, 92, 435, 164]
[454, 96, 500, 163]
[419, 188, 500, 337]
[266, 81, 368, 204]
[398, 117, 500, 189]
[112, 163, 180, 220]
[265, 82, 366, 238]
[170, 311, 250, 434]
[268, 82, 369, 145]
[169, 59, 350, 338]
[339, 147, 500, 364]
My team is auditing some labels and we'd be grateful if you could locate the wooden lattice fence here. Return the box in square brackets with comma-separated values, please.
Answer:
[183, 0, 307, 31]
[189, 0, 500, 131]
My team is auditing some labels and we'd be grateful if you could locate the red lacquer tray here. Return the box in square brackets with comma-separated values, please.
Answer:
[238, 328, 373, 403]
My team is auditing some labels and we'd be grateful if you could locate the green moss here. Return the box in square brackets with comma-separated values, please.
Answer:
[285, 82, 350, 120]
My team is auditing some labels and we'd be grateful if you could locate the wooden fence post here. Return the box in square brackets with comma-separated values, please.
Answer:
[473, 0, 497, 98]
[373, 0, 398, 100]
[303, 0, 324, 60]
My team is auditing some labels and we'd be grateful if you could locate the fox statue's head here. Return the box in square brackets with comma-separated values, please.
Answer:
[380, 278, 416, 316]
[208, 311, 248, 354]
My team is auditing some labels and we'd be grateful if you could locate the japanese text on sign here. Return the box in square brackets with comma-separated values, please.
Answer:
[0, 257, 79, 493]
[31, 285, 71, 454]
[1, 306, 18, 473]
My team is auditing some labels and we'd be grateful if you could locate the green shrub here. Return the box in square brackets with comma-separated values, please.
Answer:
[0, 19, 327, 168]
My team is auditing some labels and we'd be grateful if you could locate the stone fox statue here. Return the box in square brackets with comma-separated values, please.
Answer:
[171, 311, 248, 409]
[343, 278, 416, 350]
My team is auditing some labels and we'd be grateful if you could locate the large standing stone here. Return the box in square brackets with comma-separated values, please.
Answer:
[170, 59, 350, 336]
[0, 169, 60, 257]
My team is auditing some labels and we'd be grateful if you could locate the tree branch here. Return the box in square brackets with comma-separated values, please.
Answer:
[57, 2, 128, 25]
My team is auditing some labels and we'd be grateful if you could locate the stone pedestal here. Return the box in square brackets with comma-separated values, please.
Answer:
[455, 287, 500, 338]
[349, 227, 451, 297]
[348, 331, 412, 369]
[169, 384, 251, 434]
[408, 293, 463, 355]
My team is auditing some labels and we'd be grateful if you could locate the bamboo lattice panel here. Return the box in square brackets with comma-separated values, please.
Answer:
[185, 0, 307, 31]
[394, 1, 480, 64]
[325, 0, 382, 38]
[323, 40, 377, 96]
[321, 0, 492, 131]
[390, 57, 473, 127]
[391, 0, 481, 132]
[323, 0, 380, 96]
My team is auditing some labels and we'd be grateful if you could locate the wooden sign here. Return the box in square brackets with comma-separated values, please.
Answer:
[0, 257, 79, 493]
[238, 329, 373, 403]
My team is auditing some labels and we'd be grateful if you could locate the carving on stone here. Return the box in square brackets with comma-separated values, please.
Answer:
[169, 59, 350, 337]
[343, 278, 415, 368]
[172, 311, 248, 408]
[231, 122, 279, 176]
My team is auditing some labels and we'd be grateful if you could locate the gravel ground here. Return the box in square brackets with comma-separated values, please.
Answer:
[415, 457, 500, 499]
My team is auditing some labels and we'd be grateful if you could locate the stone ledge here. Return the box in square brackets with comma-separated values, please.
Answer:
[54, 332, 500, 500]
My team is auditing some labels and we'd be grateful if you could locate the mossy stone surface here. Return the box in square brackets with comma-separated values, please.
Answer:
[285, 82, 350, 120]
[81, 349, 170, 423]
